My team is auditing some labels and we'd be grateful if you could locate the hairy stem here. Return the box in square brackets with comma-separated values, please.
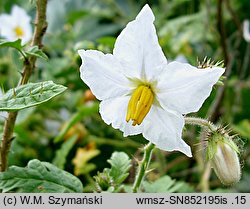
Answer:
[199, 162, 211, 192]
[185, 117, 216, 191]
[184, 117, 217, 131]
[132, 142, 155, 193]
[0, 0, 48, 172]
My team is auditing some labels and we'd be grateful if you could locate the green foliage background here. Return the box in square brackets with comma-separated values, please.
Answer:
[0, 0, 250, 192]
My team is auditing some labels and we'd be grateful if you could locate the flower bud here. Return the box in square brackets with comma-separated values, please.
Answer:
[205, 128, 241, 186]
[94, 169, 114, 192]
[211, 142, 241, 185]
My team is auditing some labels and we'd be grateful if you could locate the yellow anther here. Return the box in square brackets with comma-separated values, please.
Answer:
[14, 26, 24, 37]
[137, 93, 154, 125]
[126, 86, 144, 122]
[126, 85, 154, 126]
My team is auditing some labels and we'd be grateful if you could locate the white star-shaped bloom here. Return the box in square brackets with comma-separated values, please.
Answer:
[78, 5, 225, 157]
[0, 5, 32, 44]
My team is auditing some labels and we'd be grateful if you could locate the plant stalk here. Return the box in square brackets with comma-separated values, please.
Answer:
[132, 142, 155, 193]
[184, 117, 217, 131]
[0, 0, 48, 172]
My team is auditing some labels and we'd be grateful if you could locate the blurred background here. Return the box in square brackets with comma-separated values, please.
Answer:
[0, 0, 250, 192]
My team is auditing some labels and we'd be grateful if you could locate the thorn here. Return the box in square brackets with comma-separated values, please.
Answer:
[132, 156, 140, 165]
[40, 82, 44, 94]
[12, 88, 16, 98]
[145, 168, 155, 174]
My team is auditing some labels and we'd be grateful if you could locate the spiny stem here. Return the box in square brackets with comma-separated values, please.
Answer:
[184, 117, 217, 131]
[132, 142, 155, 193]
[185, 117, 215, 192]
[0, 0, 48, 172]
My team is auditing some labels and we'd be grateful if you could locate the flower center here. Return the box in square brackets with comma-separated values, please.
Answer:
[126, 85, 154, 126]
[14, 26, 24, 37]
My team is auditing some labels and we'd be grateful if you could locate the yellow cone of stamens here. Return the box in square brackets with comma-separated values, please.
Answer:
[14, 26, 24, 37]
[126, 85, 154, 126]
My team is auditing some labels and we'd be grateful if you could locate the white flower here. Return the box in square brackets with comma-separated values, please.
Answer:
[0, 5, 32, 44]
[78, 5, 224, 157]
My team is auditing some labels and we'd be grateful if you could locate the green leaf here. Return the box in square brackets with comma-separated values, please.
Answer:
[0, 39, 22, 51]
[232, 120, 250, 140]
[0, 81, 67, 111]
[52, 135, 78, 169]
[0, 39, 26, 58]
[94, 152, 131, 192]
[108, 152, 131, 185]
[25, 46, 48, 61]
[143, 175, 194, 193]
[0, 159, 83, 192]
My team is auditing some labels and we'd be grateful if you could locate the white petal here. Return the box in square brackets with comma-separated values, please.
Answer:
[12, 6, 32, 44]
[20, 23, 32, 44]
[0, 15, 15, 39]
[12, 5, 31, 24]
[99, 96, 143, 136]
[157, 61, 225, 114]
[79, 50, 131, 100]
[0, 14, 14, 30]
[113, 4, 167, 81]
[0, 6, 32, 44]
[143, 105, 192, 157]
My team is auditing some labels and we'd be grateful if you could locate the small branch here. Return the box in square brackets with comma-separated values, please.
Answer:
[0, 112, 17, 171]
[203, 0, 229, 122]
[208, 0, 243, 122]
[217, 0, 229, 65]
[185, 117, 214, 191]
[0, 0, 48, 172]
[20, 0, 48, 85]
[224, 0, 242, 34]
[206, 47, 236, 121]
[241, 43, 250, 80]
[132, 142, 155, 193]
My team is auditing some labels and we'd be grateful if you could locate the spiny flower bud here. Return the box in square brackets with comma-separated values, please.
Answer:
[205, 128, 241, 185]
[94, 169, 114, 192]
[211, 142, 241, 185]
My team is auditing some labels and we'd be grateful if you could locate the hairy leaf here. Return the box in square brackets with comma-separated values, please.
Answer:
[0, 81, 67, 111]
[143, 175, 194, 193]
[0, 39, 22, 50]
[0, 159, 83, 192]
[94, 152, 131, 192]
[108, 152, 131, 185]
[25, 46, 48, 61]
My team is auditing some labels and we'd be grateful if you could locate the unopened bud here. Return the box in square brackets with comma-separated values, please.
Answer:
[205, 128, 241, 186]
[211, 142, 241, 185]
[94, 169, 114, 192]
